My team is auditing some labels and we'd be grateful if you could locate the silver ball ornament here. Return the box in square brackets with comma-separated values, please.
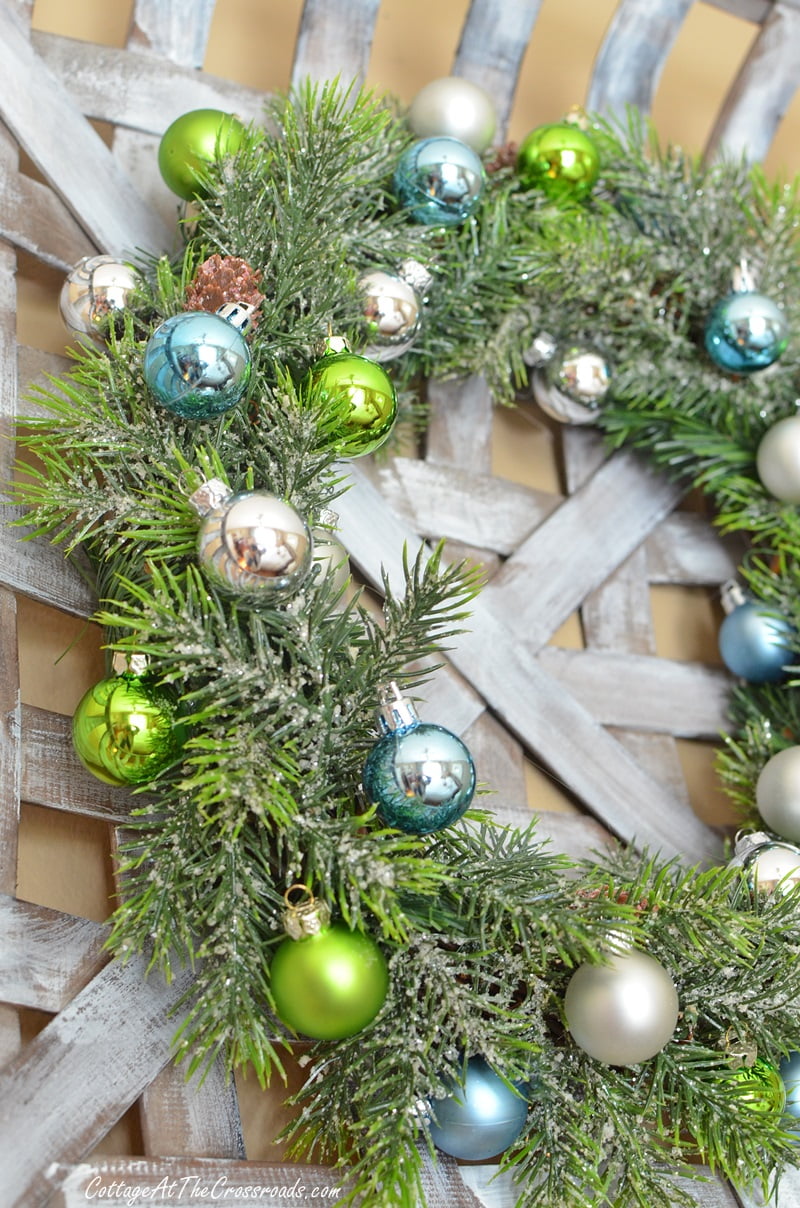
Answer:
[564, 949, 679, 1066]
[756, 415, 800, 504]
[756, 747, 800, 843]
[408, 76, 497, 154]
[531, 344, 610, 425]
[359, 269, 421, 361]
[194, 483, 312, 600]
[60, 255, 141, 344]
[728, 830, 800, 900]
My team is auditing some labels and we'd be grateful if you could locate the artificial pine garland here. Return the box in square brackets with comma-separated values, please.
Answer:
[13, 79, 800, 1206]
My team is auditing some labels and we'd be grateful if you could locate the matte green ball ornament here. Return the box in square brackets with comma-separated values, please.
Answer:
[269, 887, 389, 1041]
[517, 122, 600, 200]
[158, 108, 246, 201]
[72, 659, 186, 786]
[306, 337, 397, 458]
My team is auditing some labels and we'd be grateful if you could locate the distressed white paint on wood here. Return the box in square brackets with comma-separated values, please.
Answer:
[0, 169, 92, 270]
[0, 510, 96, 617]
[127, 0, 217, 68]
[705, 3, 800, 163]
[587, 0, 696, 119]
[0, 5, 171, 257]
[734, 1164, 800, 1207]
[0, 954, 196, 1206]
[453, 0, 544, 138]
[645, 512, 742, 585]
[17, 344, 71, 400]
[426, 376, 495, 473]
[0, 895, 108, 1012]
[291, 0, 381, 91]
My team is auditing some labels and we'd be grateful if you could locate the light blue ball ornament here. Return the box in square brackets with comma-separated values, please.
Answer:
[704, 262, 788, 374]
[780, 1051, 800, 1124]
[393, 136, 485, 226]
[718, 585, 794, 684]
[427, 1057, 528, 1161]
[362, 684, 476, 835]
[143, 304, 252, 419]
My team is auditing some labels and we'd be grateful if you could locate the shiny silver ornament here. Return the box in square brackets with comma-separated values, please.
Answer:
[359, 269, 422, 361]
[728, 830, 800, 899]
[59, 255, 141, 344]
[408, 76, 497, 154]
[532, 343, 610, 425]
[564, 949, 679, 1065]
[756, 747, 800, 843]
[756, 414, 800, 504]
[190, 478, 312, 599]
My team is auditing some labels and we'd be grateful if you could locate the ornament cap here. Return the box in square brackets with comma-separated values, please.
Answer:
[216, 301, 257, 333]
[112, 651, 148, 677]
[324, 334, 350, 355]
[398, 258, 433, 296]
[523, 331, 558, 368]
[188, 477, 232, 517]
[732, 258, 757, 294]
[376, 682, 420, 735]
[281, 885, 332, 940]
[317, 507, 339, 528]
[720, 579, 747, 615]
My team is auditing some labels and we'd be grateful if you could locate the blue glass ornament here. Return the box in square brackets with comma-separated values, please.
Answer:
[393, 136, 484, 226]
[704, 262, 788, 374]
[362, 684, 476, 834]
[143, 305, 252, 419]
[780, 1051, 800, 1123]
[718, 589, 794, 684]
[428, 1057, 528, 1161]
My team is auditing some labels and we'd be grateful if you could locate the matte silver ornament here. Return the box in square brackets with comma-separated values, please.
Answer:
[408, 76, 497, 153]
[564, 949, 679, 1065]
[756, 747, 800, 843]
[359, 269, 422, 361]
[60, 254, 141, 344]
[194, 484, 312, 598]
[756, 414, 800, 504]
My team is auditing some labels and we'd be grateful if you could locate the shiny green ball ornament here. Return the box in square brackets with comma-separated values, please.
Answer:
[731, 1059, 786, 1115]
[72, 662, 185, 786]
[269, 887, 389, 1041]
[306, 337, 397, 458]
[517, 122, 600, 200]
[158, 108, 246, 201]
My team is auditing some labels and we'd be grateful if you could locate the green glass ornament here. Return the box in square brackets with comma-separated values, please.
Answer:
[269, 887, 389, 1041]
[306, 337, 397, 458]
[731, 1059, 786, 1115]
[158, 108, 246, 201]
[517, 122, 600, 200]
[72, 662, 186, 786]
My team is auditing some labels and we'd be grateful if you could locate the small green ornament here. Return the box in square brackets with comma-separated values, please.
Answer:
[731, 1059, 786, 1115]
[517, 122, 600, 200]
[72, 658, 186, 786]
[158, 108, 246, 201]
[269, 886, 389, 1040]
[306, 337, 397, 458]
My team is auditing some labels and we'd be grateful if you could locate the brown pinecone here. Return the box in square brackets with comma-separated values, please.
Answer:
[185, 254, 265, 328]
[485, 141, 518, 174]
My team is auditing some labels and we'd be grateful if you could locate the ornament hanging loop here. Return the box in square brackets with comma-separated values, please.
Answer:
[282, 884, 331, 939]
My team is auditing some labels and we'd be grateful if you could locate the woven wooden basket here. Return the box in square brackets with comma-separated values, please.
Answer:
[3, 1, 800, 1204]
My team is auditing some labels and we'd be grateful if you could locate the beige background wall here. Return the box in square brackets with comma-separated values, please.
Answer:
[14, 0, 800, 1160]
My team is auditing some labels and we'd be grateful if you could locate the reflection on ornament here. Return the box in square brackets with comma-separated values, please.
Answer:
[191, 479, 313, 600]
[408, 76, 497, 153]
[269, 886, 388, 1040]
[307, 338, 397, 457]
[704, 261, 788, 374]
[517, 122, 600, 199]
[362, 683, 476, 834]
[564, 949, 679, 1066]
[394, 136, 485, 226]
[718, 583, 794, 684]
[359, 268, 422, 361]
[756, 414, 800, 504]
[158, 108, 246, 201]
[427, 1056, 528, 1161]
[532, 343, 610, 424]
[60, 255, 141, 344]
[143, 306, 252, 419]
[728, 830, 800, 902]
[756, 747, 800, 843]
[72, 665, 185, 786]
[731, 1059, 786, 1115]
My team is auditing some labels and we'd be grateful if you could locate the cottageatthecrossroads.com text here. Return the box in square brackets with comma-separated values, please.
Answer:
[83, 1175, 343, 1202]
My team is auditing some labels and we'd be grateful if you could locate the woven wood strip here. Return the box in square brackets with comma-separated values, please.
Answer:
[0, 895, 109, 1013]
[587, 0, 695, 117]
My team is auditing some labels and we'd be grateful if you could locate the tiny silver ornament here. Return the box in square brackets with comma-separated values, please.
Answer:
[756, 747, 800, 843]
[60, 254, 141, 344]
[408, 76, 497, 154]
[532, 343, 610, 425]
[359, 269, 422, 361]
[728, 829, 800, 899]
[191, 480, 312, 599]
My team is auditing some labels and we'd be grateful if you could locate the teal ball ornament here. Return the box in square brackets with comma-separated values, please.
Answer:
[517, 122, 600, 200]
[718, 599, 794, 684]
[705, 290, 788, 374]
[158, 108, 246, 201]
[428, 1057, 528, 1161]
[143, 309, 251, 419]
[394, 136, 485, 226]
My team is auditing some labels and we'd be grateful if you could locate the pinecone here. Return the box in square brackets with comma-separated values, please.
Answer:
[185, 254, 265, 328]
[485, 141, 518, 174]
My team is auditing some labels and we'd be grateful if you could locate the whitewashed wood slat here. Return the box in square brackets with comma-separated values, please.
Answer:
[733, 1164, 800, 1208]
[127, 0, 218, 69]
[31, 31, 266, 134]
[586, 0, 696, 119]
[479, 799, 616, 862]
[704, 3, 800, 163]
[0, 509, 96, 617]
[0, 895, 109, 1013]
[645, 512, 741, 585]
[0, 4, 171, 258]
[17, 344, 71, 400]
[140, 1063, 245, 1161]
[452, 0, 544, 139]
[290, 0, 382, 92]
[21, 704, 132, 822]
[0, 167, 92, 270]
[0, 954, 196, 1207]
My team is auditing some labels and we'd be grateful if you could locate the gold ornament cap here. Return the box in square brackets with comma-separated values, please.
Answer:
[281, 885, 331, 940]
